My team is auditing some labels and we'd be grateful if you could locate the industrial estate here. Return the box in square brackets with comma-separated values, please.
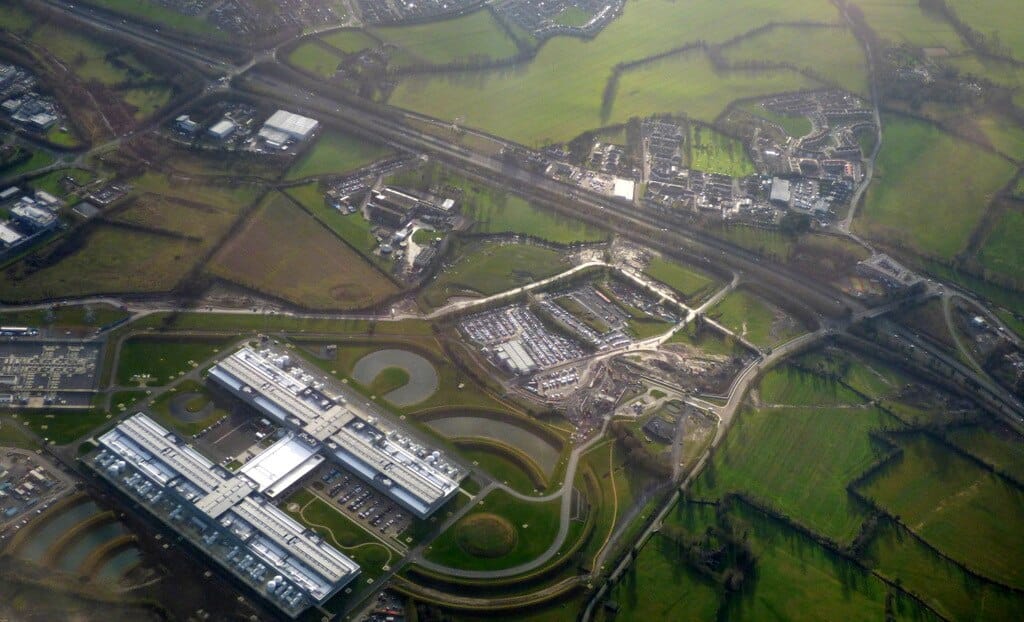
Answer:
[1, 0, 1024, 621]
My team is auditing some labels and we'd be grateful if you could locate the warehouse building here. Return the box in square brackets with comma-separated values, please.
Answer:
[88, 413, 359, 618]
[209, 346, 465, 518]
[258, 110, 319, 149]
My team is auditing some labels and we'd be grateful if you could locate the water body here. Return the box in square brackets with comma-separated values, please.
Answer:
[56, 520, 127, 574]
[352, 349, 439, 407]
[96, 548, 141, 582]
[19, 500, 101, 562]
[426, 414, 561, 474]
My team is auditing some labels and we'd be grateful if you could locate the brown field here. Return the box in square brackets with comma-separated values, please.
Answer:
[208, 193, 399, 310]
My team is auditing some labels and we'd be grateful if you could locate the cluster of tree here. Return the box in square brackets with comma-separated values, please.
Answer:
[608, 420, 672, 478]
[659, 521, 757, 592]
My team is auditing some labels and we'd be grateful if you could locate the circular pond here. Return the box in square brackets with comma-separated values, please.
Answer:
[352, 349, 439, 407]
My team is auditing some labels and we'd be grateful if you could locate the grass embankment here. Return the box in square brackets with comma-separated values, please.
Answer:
[644, 256, 718, 303]
[425, 489, 561, 571]
[708, 289, 803, 347]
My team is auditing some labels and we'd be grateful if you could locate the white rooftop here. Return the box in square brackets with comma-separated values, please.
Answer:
[239, 432, 324, 498]
[263, 110, 318, 139]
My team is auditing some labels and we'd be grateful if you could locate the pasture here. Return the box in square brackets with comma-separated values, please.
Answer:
[947, 0, 1024, 60]
[285, 183, 389, 269]
[857, 114, 1016, 260]
[644, 256, 718, 303]
[856, 0, 965, 52]
[721, 24, 869, 96]
[209, 193, 398, 310]
[947, 423, 1024, 483]
[285, 131, 393, 180]
[417, 242, 565, 309]
[691, 405, 893, 543]
[389, 0, 840, 145]
[756, 365, 865, 406]
[371, 10, 519, 67]
[857, 434, 1024, 589]
[865, 521, 1024, 621]
[978, 209, 1024, 284]
[320, 30, 380, 54]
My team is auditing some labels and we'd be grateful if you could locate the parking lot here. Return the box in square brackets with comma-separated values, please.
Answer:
[312, 464, 412, 543]
[460, 304, 586, 375]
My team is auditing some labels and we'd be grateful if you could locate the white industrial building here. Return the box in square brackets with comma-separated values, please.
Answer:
[209, 346, 465, 518]
[90, 413, 359, 618]
[208, 118, 237, 140]
[258, 110, 319, 149]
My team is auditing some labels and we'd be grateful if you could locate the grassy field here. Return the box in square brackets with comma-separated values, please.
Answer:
[0, 225, 198, 302]
[372, 10, 519, 67]
[856, 0, 965, 52]
[665, 321, 749, 357]
[116, 337, 227, 386]
[424, 489, 560, 570]
[865, 520, 1024, 621]
[287, 42, 343, 78]
[857, 114, 1016, 260]
[947, 423, 1024, 483]
[321, 30, 379, 54]
[283, 489, 391, 578]
[27, 168, 98, 198]
[387, 164, 607, 244]
[708, 289, 803, 347]
[209, 192, 398, 310]
[721, 24, 868, 96]
[79, 0, 223, 38]
[2, 150, 55, 178]
[459, 444, 542, 494]
[739, 102, 812, 138]
[692, 405, 894, 543]
[947, 0, 1024, 60]
[418, 242, 565, 309]
[973, 113, 1024, 161]
[644, 256, 718, 302]
[284, 183, 390, 270]
[756, 365, 866, 406]
[0, 419, 41, 450]
[977, 209, 1024, 284]
[285, 131, 393, 180]
[148, 380, 227, 437]
[389, 0, 839, 145]
[16, 410, 110, 445]
[858, 434, 1024, 589]
[687, 125, 755, 177]
[608, 500, 918, 621]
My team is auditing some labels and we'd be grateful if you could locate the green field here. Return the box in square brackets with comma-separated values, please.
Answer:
[287, 42, 343, 78]
[285, 131, 393, 180]
[0, 225, 199, 302]
[665, 321, 749, 357]
[16, 410, 110, 445]
[947, 423, 1024, 483]
[857, 114, 1016, 260]
[740, 102, 812, 138]
[285, 183, 389, 270]
[947, 0, 1024, 60]
[644, 256, 717, 302]
[116, 337, 227, 386]
[389, 0, 839, 145]
[418, 242, 565, 309]
[210, 193, 399, 310]
[320, 30, 380, 54]
[283, 489, 391, 577]
[2, 150, 56, 178]
[756, 365, 866, 406]
[721, 24, 869, 95]
[387, 164, 607, 244]
[856, 0, 965, 52]
[424, 489, 560, 570]
[79, 0, 223, 38]
[606, 500, 920, 621]
[692, 405, 893, 543]
[687, 125, 755, 177]
[865, 520, 1024, 621]
[372, 10, 519, 67]
[978, 209, 1024, 284]
[28, 168, 98, 198]
[858, 434, 1024, 589]
[459, 444, 542, 494]
[708, 289, 803, 347]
